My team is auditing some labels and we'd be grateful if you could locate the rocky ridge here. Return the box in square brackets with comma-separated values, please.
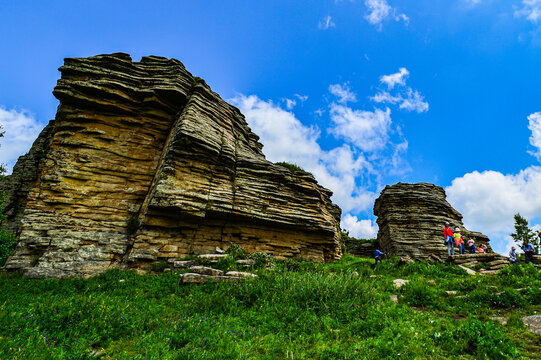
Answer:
[1, 53, 342, 278]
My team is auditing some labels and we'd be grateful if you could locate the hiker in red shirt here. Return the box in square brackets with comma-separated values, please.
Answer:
[444, 222, 454, 256]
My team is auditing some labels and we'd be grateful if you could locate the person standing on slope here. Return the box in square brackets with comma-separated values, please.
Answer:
[444, 222, 454, 256]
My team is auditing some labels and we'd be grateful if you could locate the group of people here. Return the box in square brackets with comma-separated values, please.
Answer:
[443, 222, 486, 256]
[509, 241, 536, 264]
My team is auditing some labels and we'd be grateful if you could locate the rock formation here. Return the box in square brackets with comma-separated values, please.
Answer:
[1, 53, 342, 278]
[374, 183, 490, 261]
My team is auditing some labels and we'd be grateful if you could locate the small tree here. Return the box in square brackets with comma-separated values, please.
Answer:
[510, 213, 539, 254]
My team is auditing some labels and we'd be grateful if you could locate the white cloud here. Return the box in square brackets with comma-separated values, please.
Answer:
[515, 0, 541, 23]
[329, 83, 357, 104]
[446, 167, 541, 254]
[341, 213, 378, 239]
[294, 94, 309, 102]
[329, 104, 392, 152]
[230, 94, 377, 213]
[380, 67, 409, 89]
[364, 0, 409, 30]
[284, 98, 297, 110]
[318, 15, 336, 30]
[371, 68, 429, 113]
[0, 107, 45, 174]
[528, 112, 541, 160]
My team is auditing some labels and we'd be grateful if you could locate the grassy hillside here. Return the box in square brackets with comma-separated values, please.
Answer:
[0, 255, 539, 359]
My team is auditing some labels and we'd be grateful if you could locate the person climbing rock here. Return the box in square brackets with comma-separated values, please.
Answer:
[374, 249, 385, 269]
[444, 222, 454, 256]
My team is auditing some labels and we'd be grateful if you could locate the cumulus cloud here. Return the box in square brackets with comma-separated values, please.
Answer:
[284, 98, 297, 110]
[295, 94, 309, 102]
[329, 83, 357, 104]
[0, 107, 45, 174]
[318, 15, 336, 30]
[527, 112, 541, 160]
[341, 213, 378, 239]
[515, 0, 541, 23]
[364, 0, 409, 30]
[371, 68, 429, 113]
[230, 94, 378, 213]
[329, 104, 392, 152]
[380, 67, 409, 89]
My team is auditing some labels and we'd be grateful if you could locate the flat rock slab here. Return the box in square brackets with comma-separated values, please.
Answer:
[226, 271, 257, 278]
[172, 260, 194, 268]
[522, 315, 541, 335]
[236, 259, 256, 265]
[189, 265, 224, 276]
[458, 265, 477, 275]
[393, 279, 409, 288]
[198, 254, 228, 260]
[180, 273, 210, 283]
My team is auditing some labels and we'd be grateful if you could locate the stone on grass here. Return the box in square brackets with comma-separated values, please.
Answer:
[458, 265, 477, 275]
[226, 271, 257, 278]
[173, 260, 194, 268]
[393, 279, 409, 288]
[236, 259, 256, 265]
[189, 265, 224, 276]
[180, 273, 209, 283]
[522, 315, 541, 335]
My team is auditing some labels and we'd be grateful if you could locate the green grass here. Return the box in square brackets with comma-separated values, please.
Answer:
[0, 254, 539, 359]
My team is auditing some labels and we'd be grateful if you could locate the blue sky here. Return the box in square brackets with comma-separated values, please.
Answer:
[1, 0, 541, 254]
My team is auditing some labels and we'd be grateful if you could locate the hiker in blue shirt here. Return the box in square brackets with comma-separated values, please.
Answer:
[522, 241, 535, 264]
[374, 249, 385, 269]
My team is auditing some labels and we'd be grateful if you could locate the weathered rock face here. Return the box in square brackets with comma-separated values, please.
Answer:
[1, 53, 341, 278]
[374, 183, 490, 260]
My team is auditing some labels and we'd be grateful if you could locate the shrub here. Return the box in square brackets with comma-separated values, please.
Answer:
[402, 281, 436, 308]
[0, 227, 16, 266]
[248, 251, 274, 268]
[225, 243, 246, 259]
[147, 260, 169, 272]
[214, 255, 237, 272]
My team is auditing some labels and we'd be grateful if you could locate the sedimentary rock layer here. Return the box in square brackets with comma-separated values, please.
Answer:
[1, 53, 341, 277]
[373, 182, 490, 260]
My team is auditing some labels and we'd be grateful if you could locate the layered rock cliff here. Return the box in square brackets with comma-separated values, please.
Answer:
[374, 183, 490, 261]
[1, 53, 342, 278]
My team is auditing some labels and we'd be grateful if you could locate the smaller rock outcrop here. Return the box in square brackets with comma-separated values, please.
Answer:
[374, 183, 491, 261]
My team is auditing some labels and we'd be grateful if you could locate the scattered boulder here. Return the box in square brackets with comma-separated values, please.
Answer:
[458, 265, 477, 275]
[226, 271, 258, 278]
[180, 273, 210, 284]
[188, 265, 224, 276]
[522, 315, 541, 335]
[172, 260, 194, 268]
[393, 279, 409, 288]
